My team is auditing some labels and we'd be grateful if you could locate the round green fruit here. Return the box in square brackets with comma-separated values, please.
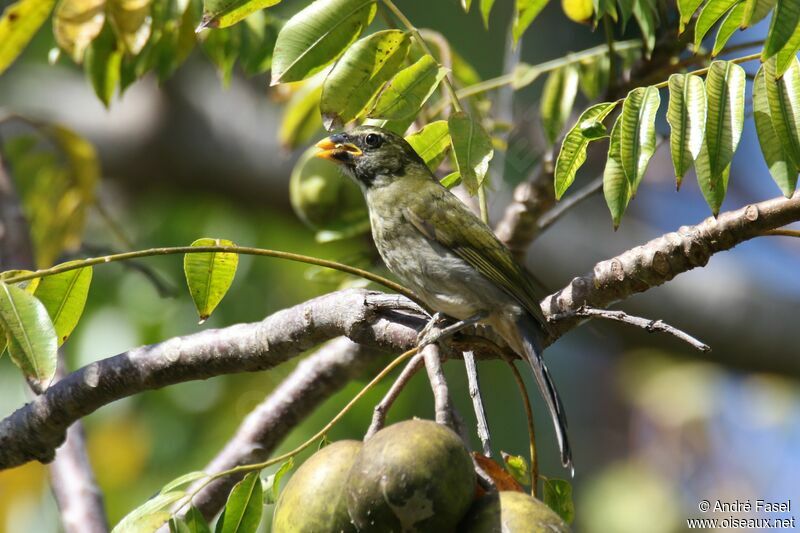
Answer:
[460, 491, 569, 532]
[346, 419, 476, 532]
[272, 440, 362, 533]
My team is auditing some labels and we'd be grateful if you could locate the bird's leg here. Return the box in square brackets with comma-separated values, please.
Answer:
[417, 311, 489, 348]
[416, 312, 452, 347]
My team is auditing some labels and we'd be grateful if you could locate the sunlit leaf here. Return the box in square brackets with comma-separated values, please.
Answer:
[85, 23, 122, 107]
[696, 60, 745, 215]
[215, 471, 263, 533]
[448, 111, 494, 194]
[270, 0, 376, 85]
[620, 85, 660, 193]
[263, 458, 294, 505]
[34, 266, 92, 346]
[711, 2, 745, 56]
[513, 0, 549, 43]
[666, 73, 706, 187]
[632, 0, 656, 53]
[753, 65, 798, 196]
[603, 116, 631, 228]
[199, 0, 280, 29]
[678, 0, 703, 32]
[740, 0, 775, 27]
[578, 54, 609, 100]
[405, 120, 450, 169]
[145, 0, 201, 82]
[170, 506, 212, 533]
[694, 0, 738, 49]
[775, 22, 800, 76]
[0, 0, 58, 74]
[480, 0, 495, 26]
[0, 282, 57, 387]
[279, 79, 324, 150]
[112, 491, 185, 533]
[108, 0, 153, 54]
[501, 452, 531, 486]
[53, 0, 106, 62]
[0, 271, 40, 357]
[238, 10, 278, 75]
[368, 55, 447, 120]
[540, 65, 579, 146]
[543, 478, 575, 524]
[183, 238, 238, 321]
[161, 471, 209, 494]
[440, 171, 461, 188]
[762, 0, 800, 61]
[472, 453, 524, 491]
[554, 101, 618, 199]
[763, 57, 800, 170]
[320, 29, 408, 130]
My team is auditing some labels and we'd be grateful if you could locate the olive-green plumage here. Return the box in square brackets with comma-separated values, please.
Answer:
[316, 126, 572, 471]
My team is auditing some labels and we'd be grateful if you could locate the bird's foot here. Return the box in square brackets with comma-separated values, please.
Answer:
[417, 312, 453, 348]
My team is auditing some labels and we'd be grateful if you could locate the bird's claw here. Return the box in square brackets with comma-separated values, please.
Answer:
[416, 312, 452, 348]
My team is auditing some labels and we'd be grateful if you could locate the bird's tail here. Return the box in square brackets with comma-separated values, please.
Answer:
[515, 313, 573, 474]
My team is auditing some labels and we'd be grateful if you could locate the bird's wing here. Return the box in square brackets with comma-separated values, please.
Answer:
[402, 186, 549, 327]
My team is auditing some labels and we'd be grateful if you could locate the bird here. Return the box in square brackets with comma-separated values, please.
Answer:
[315, 125, 572, 471]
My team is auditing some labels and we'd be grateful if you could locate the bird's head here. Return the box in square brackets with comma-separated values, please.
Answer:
[315, 126, 428, 188]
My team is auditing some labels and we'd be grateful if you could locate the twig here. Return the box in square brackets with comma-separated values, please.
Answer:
[505, 358, 538, 496]
[365, 352, 426, 439]
[423, 344, 456, 429]
[463, 351, 492, 457]
[763, 229, 800, 238]
[538, 175, 603, 231]
[550, 305, 711, 352]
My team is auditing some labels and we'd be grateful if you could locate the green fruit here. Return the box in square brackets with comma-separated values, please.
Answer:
[273, 440, 362, 533]
[346, 419, 476, 532]
[460, 491, 569, 532]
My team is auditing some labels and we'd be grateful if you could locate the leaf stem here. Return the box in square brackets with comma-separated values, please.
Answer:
[651, 52, 761, 89]
[478, 186, 490, 224]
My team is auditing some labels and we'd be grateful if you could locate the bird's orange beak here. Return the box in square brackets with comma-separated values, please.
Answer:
[315, 137, 363, 162]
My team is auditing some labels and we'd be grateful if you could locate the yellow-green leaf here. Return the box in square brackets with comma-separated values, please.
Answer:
[540, 65, 579, 146]
[620, 85, 660, 193]
[740, 0, 775, 28]
[763, 57, 800, 170]
[775, 22, 800, 76]
[480, 0, 496, 27]
[320, 29, 408, 130]
[368, 55, 447, 120]
[170, 506, 211, 533]
[200, 0, 280, 29]
[762, 0, 800, 61]
[543, 479, 575, 524]
[270, 0, 377, 85]
[578, 54, 609, 100]
[278, 79, 324, 150]
[53, 0, 106, 62]
[513, 0, 549, 43]
[448, 111, 494, 194]
[695, 144, 731, 215]
[694, 0, 739, 49]
[405, 120, 450, 169]
[0, 0, 58, 75]
[112, 491, 185, 533]
[183, 238, 238, 321]
[0, 270, 41, 293]
[84, 23, 123, 107]
[108, 0, 153, 54]
[603, 116, 631, 228]
[712, 2, 746, 56]
[632, 0, 656, 53]
[215, 471, 262, 533]
[666, 73, 706, 187]
[34, 266, 92, 345]
[678, 0, 703, 32]
[554, 101, 618, 199]
[0, 282, 57, 387]
[753, 65, 798, 196]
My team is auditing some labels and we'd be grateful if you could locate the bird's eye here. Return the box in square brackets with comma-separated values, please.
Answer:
[364, 133, 383, 149]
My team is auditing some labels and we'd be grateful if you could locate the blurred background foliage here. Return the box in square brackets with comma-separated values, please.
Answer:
[1, 0, 799, 531]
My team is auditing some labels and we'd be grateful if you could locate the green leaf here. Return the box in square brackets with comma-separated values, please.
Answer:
[712, 2, 745, 56]
[215, 471, 263, 533]
[554, 101, 618, 199]
[632, 0, 656, 53]
[603, 116, 631, 228]
[501, 452, 531, 486]
[279, 79, 324, 150]
[34, 266, 92, 346]
[405, 120, 450, 169]
[540, 65, 580, 146]
[666, 73, 706, 187]
[85, 23, 123, 107]
[696, 60, 745, 215]
[183, 238, 238, 321]
[578, 54, 609, 100]
[619, 85, 660, 193]
[775, 22, 800, 76]
[368, 55, 447, 120]
[263, 458, 294, 505]
[694, 0, 739, 49]
[0, 0, 57, 75]
[270, 0, 376, 85]
[200, 0, 280, 29]
[440, 171, 461, 188]
[480, 0, 495, 26]
[740, 0, 775, 27]
[53, 0, 106, 62]
[0, 282, 57, 388]
[762, 0, 800, 61]
[618, 0, 634, 28]
[513, 0, 549, 43]
[543, 478, 575, 524]
[753, 65, 798, 196]
[112, 491, 186, 533]
[0, 271, 40, 358]
[763, 57, 800, 171]
[320, 29, 409, 130]
[239, 10, 279, 75]
[108, 0, 153, 54]
[448, 111, 494, 194]
[177, 506, 212, 533]
[161, 471, 209, 494]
